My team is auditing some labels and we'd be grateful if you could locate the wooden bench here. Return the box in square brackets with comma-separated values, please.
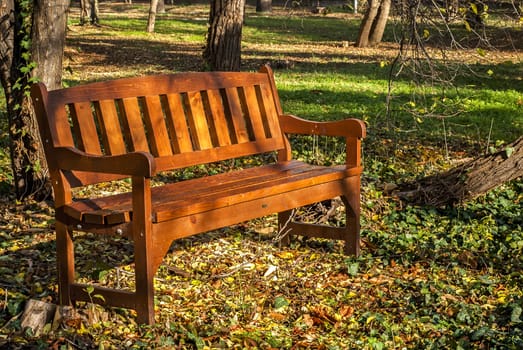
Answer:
[30, 65, 366, 325]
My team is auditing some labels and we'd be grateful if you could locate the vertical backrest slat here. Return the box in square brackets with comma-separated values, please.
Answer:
[205, 89, 232, 147]
[185, 91, 213, 150]
[94, 100, 127, 155]
[240, 85, 267, 141]
[258, 83, 282, 139]
[163, 94, 193, 153]
[118, 98, 150, 153]
[224, 87, 250, 143]
[70, 101, 102, 154]
[143, 96, 173, 157]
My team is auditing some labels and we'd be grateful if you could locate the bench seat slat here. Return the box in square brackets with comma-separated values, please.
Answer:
[63, 160, 359, 225]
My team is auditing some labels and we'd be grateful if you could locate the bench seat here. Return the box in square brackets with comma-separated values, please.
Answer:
[62, 160, 361, 226]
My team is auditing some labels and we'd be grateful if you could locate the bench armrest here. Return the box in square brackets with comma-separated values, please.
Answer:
[54, 147, 157, 177]
[278, 114, 366, 168]
[279, 114, 366, 139]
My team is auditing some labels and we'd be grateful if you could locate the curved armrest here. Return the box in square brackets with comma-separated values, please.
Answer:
[279, 114, 366, 138]
[54, 147, 157, 177]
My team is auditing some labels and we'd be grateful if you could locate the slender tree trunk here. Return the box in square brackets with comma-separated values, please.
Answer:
[0, 0, 69, 200]
[147, 0, 159, 33]
[356, 0, 380, 48]
[0, 2, 15, 99]
[356, 0, 391, 47]
[256, 0, 272, 13]
[80, 0, 98, 25]
[397, 137, 523, 206]
[368, 0, 391, 45]
[157, 0, 166, 14]
[203, 0, 245, 71]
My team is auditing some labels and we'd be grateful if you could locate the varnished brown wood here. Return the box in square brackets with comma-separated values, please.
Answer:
[70, 101, 102, 154]
[30, 65, 365, 326]
[94, 99, 127, 155]
[143, 96, 173, 156]
[118, 97, 150, 153]
[163, 93, 193, 153]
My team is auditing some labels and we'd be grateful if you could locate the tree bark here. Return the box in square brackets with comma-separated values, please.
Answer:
[355, 0, 390, 48]
[80, 0, 99, 25]
[203, 0, 245, 71]
[397, 137, 523, 206]
[0, 0, 69, 200]
[256, 0, 272, 13]
[147, 0, 159, 33]
[157, 0, 166, 14]
[356, 0, 380, 48]
[368, 0, 391, 45]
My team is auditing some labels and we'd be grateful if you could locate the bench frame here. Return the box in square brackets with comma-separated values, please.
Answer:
[31, 65, 365, 324]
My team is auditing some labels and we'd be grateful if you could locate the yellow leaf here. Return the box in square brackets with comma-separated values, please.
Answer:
[423, 29, 430, 39]
[487, 69, 494, 76]
[477, 47, 486, 56]
[276, 251, 295, 259]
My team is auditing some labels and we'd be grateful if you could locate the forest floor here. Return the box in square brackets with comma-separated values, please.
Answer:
[1, 2, 522, 349]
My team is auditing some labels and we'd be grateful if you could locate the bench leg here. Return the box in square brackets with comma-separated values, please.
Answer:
[341, 195, 360, 256]
[341, 176, 361, 256]
[276, 178, 361, 256]
[134, 241, 155, 325]
[56, 222, 75, 307]
[132, 177, 155, 325]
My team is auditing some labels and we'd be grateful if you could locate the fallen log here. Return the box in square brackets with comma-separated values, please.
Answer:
[397, 136, 523, 206]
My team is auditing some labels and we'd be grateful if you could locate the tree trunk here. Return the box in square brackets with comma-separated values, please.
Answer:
[157, 0, 166, 14]
[203, 0, 245, 71]
[397, 137, 523, 206]
[0, 0, 69, 200]
[147, 0, 159, 33]
[356, 0, 380, 48]
[32, 2, 70, 90]
[368, 0, 391, 45]
[356, 0, 391, 48]
[256, 0, 272, 13]
[80, 0, 99, 25]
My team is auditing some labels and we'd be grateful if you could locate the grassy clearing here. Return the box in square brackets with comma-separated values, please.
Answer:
[1, 2, 522, 349]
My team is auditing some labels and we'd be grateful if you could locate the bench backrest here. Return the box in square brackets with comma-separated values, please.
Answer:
[31, 65, 286, 189]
